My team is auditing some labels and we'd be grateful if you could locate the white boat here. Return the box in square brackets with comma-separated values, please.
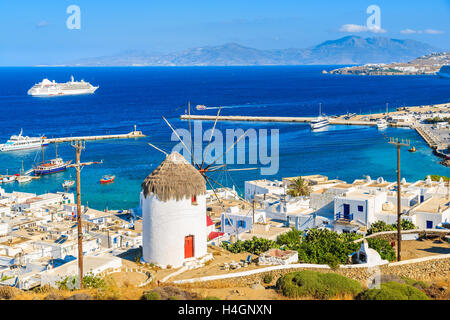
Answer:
[27, 76, 99, 97]
[310, 103, 329, 130]
[376, 118, 388, 129]
[0, 129, 48, 152]
[1, 175, 16, 183]
[16, 176, 32, 183]
[62, 180, 75, 189]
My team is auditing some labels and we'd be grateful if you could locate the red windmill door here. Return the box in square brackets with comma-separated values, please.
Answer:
[184, 235, 194, 258]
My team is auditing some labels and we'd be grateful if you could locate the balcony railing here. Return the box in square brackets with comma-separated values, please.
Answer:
[335, 212, 353, 221]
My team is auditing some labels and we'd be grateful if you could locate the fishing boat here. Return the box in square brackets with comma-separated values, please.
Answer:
[34, 143, 72, 175]
[196, 105, 207, 110]
[310, 103, 329, 130]
[62, 179, 75, 189]
[100, 175, 115, 184]
[408, 146, 417, 153]
[376, 118, 388, 129]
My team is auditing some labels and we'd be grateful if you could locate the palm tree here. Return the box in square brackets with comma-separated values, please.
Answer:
[287, 177, 311, 197]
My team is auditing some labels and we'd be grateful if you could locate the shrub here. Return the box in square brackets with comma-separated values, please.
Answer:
[400, 277, 429, 289]
[141, 291, 161, 300]
[367, 221, 395, 235]
[368, 220, 417, 235]
[428, 175, 450, 182]
[203, 296, 220, 300]
[263, 274, 273, 284]
[276, 228, 303, 247]
[296, 229, 361, 265]
[366, 238, 396, 262]
[394, 220, 418, 231]
[82, 274, 107, 289]
[57, 275, 79, 290]
[220, 237, 278, 255]
[276, 270, 363, 299]
[359, 282, 429, 300]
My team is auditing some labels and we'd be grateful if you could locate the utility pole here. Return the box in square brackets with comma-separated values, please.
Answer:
[387, 137, 410, 262]
[70, 141, 102, 288]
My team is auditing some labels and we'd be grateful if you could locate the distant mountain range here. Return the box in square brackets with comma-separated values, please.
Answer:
[68, 36, 440, 66]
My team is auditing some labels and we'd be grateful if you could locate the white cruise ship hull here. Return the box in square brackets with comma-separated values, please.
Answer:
[28, 87, 98, 97]
[0, 143, 44, 152]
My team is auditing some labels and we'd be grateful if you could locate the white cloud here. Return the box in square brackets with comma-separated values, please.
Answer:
[400, 29, 416, 34]
[339, 24, 368, 33]
[36, 21, 49, 28]
[400, 28, 444, 35]
[424, 29, 444, 34]
[339, 24, 387, 34]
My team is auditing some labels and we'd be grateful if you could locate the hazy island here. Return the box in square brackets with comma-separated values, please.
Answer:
[328, 52, 450, 75]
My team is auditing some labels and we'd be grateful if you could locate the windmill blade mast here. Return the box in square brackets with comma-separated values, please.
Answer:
[148, 142, 169, 156]
[204, 175, 238, 236]
[210, 168, 258, 172]
[205, 130, 248, 170]
[206, 175, 251, 205]
[162, 116, 199, 168]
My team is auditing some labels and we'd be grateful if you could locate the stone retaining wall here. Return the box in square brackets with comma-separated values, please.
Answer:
[355, 229, 450, 243]
[174, 255, 450, 288]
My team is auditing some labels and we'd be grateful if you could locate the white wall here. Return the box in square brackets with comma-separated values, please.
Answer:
[413, 209, 450, 229]
[141, 192, 207, 268]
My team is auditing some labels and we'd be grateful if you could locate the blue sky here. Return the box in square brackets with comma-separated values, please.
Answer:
[0, 0, 448, 65]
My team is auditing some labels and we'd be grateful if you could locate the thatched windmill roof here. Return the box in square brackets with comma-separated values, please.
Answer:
[142, 151, 206, 202]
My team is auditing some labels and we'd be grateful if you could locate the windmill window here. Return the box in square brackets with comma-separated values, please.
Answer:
[358, 205, 364, 212]
[238, 220, 246, 228]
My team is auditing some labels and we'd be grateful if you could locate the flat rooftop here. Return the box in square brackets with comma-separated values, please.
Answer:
[412, 197, 450, 214]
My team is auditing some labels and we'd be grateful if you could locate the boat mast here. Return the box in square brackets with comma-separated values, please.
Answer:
[42, 143, 45, 164]
[319, 102, 322, 116]
[55, 142, 58, 159]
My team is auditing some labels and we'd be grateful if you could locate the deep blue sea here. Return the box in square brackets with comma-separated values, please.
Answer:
[0, 66, 448, 210]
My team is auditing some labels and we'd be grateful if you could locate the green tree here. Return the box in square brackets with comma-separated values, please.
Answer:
[287, 177, 311, 197]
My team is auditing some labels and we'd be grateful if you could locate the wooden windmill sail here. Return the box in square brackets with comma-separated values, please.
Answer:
[148, 102, 259, 238]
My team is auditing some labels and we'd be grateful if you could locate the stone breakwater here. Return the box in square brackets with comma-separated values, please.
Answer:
[173, 255, 450, 287]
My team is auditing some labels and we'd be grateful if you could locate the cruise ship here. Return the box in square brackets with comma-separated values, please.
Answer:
[437, 66, 450, 79]
[27, 76, 99, 96]
[310, 103, 329, 130]
[0, 129, 48, 152]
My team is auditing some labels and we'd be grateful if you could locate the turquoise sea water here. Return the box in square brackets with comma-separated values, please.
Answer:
[0, 66, 448, 210]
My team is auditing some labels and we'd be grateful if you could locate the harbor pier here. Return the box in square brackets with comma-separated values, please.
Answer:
[47, 129, 146, 144]
[180, 114, 378, 126]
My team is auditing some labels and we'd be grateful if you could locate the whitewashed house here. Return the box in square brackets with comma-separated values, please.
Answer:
[244, 179, 285, 201]
[409, 197, 450, 229]
[220, 206, 266, 235]
[333, 189, 387, 233]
